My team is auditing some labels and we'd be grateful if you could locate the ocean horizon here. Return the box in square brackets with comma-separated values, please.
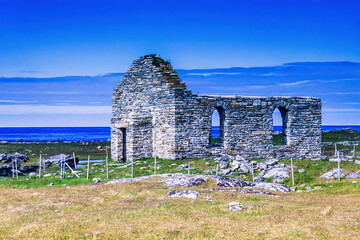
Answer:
[0, 126, 358, 143]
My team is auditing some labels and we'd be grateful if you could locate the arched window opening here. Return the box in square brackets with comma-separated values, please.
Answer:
[210, 107, 225, 146]
[272, 107, 288, 145]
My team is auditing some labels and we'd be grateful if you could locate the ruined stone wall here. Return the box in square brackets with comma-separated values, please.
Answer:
[112, 55, 322, 161]
[111, 55, 187, 161]
[173, 94, 321, 160]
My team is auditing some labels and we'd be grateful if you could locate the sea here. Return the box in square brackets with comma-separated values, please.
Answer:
[0, 126, 359, 143]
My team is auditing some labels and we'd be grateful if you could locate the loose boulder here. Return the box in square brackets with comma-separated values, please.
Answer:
[44, 154, 79, 168]
[346, 172, 360, 179]
[168, 189, 199, 199]
[263, 167, 290, 179]
[320, 168, 344, 179]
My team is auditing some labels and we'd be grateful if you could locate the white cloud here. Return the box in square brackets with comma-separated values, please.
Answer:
[278, 80, 310, 86]
[0, 100, 39, 103]
[0, 105, 111, 114]
[323, 108, 360, 112]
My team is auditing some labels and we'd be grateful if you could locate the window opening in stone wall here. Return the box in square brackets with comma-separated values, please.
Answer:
[210, 107, 225, 146]
[272, 107, 288, 145]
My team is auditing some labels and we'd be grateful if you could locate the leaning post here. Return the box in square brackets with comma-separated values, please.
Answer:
[73, 152, 77, 169]
[15, 160, 18, 179]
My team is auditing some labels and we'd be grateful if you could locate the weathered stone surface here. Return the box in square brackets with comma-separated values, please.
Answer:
[346, 172, 360, 179]
[219, 160, 228, 169]
[168, 189, 199, 199]
[211, 175, 290, 193]
[160, 174, 207, 187]
[204, 188, 278, 197]
[43, 154, 79, 168]
[263, 167, 290, 179]
[176, 164, 189, 170]
[92, 178, 101, 183]
[111, 55, 322, 162]
[320, 169, 344, 179]
[228, 202, 243, 211]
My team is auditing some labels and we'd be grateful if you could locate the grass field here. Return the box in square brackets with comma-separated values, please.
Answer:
[0, 131, 360, 239]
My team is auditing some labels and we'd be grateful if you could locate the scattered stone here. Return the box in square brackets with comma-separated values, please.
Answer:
[92, 178, 101, 184]
[300, 184, 306, 187]
[53, 210, 60, 213]
[355, 160, 360, 164]
[346, 172, 360, 179]
[43, 173, 52, 177]
[203, 169, 213, 174]
[352, 181, 358, 184]
[296, 190, 303, 193]
[305, 186, 312, 190]
[28, 172, 36, 178]
[43, 154, 79, 168]
[161, 174, 207, 188]
[272, 178, 284, 183]
[320, 168, 344, 179]
[168, 189, 199, 199]
[290, 186, 297, 191]
[263, 167, 290, 179]
[204, 195, 212, 201]
[298, 169, 305, 173]
[228, 202, 243, 211]
[204, 188, 278, 197]
[219, 160, 228, 169]
[314, 186, 322, 190]
[47, 182, 54, 187]
[176, 164, 188, 170]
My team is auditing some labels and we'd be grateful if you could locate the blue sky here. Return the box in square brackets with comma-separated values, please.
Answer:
[0, 0, 359, 126]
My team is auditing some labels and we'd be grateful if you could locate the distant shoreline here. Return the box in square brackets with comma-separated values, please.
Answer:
[0, 126, 359, 143]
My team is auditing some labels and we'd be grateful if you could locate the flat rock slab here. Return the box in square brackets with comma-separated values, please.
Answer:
[168, 189, 199, 199]
[210, 175, 290, 193]
[201, 188, 278, 197]
[160, 174, 208, 187]
[320, 168, 344, 179]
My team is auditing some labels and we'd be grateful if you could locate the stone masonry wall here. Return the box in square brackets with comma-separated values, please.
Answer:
[111, 55, 322, 161]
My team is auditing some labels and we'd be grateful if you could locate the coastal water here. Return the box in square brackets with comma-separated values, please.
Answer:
[0, 126, 359, 142]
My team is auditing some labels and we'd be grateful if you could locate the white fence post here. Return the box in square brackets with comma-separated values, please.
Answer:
[87, 155, 90, 180]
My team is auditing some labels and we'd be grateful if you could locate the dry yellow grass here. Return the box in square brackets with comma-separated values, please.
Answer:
[0, 178, 359, 240]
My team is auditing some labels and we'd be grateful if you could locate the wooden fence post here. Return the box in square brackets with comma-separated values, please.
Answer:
[87, 155, 90, 180]
[106, 148, 109, 180]
[39, 155, 42, 178]
[291, 158, 295, 186]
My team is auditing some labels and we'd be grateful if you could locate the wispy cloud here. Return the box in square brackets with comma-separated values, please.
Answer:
[186, 72, 242, 77]
[278, 80, 311, 86]
[0, 100, 39, 103]
[323, 108, 360, 112]
[0, 105, 111, 114]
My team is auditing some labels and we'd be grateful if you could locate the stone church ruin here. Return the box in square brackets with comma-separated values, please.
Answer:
[111, 55, 321, 162]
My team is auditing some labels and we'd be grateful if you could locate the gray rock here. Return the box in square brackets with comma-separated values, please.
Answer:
[228, 202, 243, 211]
[290, 186, 297, 191]
[218, 169, 232, 175]
[92, 178, 101, 184]
[314, 186, 322, 190]
[168, 189, 199, 199]
[28, 172, 36, 178]
[161, 174, 207, 187]
[263, 167, 290, 179]
[346, 172, 360, 179]
[320, 168, 344, 179]
[252, 182, 290, 193]
[203, 169, 213, 174]
[263, 158, 278, 166]
[272, 178, 284, 183]
[219, 160, 228, 169]
[298, 169, 305, 173]
[47, 182, 54, 187]
[355, 160, 360, 164]
[176, 164, 188, 170]
[305, 186, 312, 190]
[43, 154, 79, 168]
[204, 195, 212, 201]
